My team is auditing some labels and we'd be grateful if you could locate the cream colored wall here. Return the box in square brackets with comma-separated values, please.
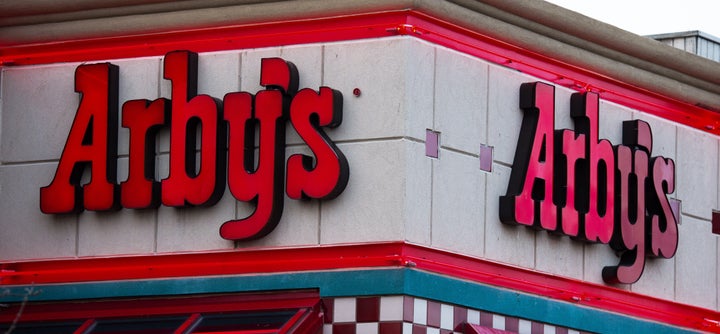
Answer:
[1, 36, 718, 310]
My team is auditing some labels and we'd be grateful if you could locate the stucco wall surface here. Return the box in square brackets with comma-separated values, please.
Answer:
[1, 36, 718, 311]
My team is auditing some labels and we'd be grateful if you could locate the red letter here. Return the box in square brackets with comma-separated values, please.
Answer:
[571, 92, 614, 243]
[220, 58, 295, 240]
[161, 51, 225, 207]
[500, 82, 557, 230]
[604, 145, 647, 284]
[604, 120, 656, 284]
[649, 157, 678, 258]
[621, 120, 678, 258]
[557, 129, 585, 236]
[120, 98, 169, 208]
[287, 87, 349, 200]
[40, 63, 119, 213]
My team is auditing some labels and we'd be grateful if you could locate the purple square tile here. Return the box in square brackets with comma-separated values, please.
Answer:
[479, 311, 493, 327]
[427, 301, 441, 327]
[453, 306, 467, 330]
[531, 322, 545, 334]
[504, 316, 519, 332]
[670, 199, 681, 225]
[426, 129, 440, 158]
[479, 144, 493, 172]
[404, 296, 415, 322]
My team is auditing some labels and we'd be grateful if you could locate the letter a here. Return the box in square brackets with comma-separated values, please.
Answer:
[500, 82, 557, 230]
[40, 63, 120, 213]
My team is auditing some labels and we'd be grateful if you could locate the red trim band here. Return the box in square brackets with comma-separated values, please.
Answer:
[1, 242, 718, 331]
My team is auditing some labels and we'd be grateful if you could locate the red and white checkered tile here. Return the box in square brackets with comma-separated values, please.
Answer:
[321, 296, 586, 334]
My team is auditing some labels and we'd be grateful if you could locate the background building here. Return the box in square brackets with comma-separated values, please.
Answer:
[650, 30, 720, 62]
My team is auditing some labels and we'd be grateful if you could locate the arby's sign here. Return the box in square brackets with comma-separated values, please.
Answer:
[500, 82, 678, 284]
[39, 50, 680, 284]
[39, 50, 349, 241]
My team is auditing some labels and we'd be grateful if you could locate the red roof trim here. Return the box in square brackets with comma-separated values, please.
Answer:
[1, 242, 718, 331]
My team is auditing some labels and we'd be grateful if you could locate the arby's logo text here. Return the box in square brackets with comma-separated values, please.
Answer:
[39, 51, 349, 241]
[500, 82, 678, 284]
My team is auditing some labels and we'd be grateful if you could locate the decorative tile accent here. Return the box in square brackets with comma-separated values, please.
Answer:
[670, 199, 682, 225]
[426, 129, 440, 158]
[414, 324, 427, 334]
[427, 301, 442, 327]
[492, 314, 506, 330]
[712, 210, 720, 235]
[453, 306, 467, 329]
[467, 309, 480, 325]
[334, 297, 357, 322]
[356, 322, 378, 334]
[518, 319, 532, 333]
[321, 295, 580, 334]
[380, 296, 404, 321]
[404, 296, 415, 322]
[379, 322, 404, 334]
[357, 297, 380, 322]
[414, 298, 428, 325]
[531, 322, 544, 334]
[440, 304, 454, 330]
[480, 311, 494, 327]
[479, 144, 493, 172]
[504, 316, 519, 332]
[333, 322, 357, 334]
[323, 298, 335, 324]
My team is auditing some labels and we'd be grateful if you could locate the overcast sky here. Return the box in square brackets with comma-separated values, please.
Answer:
[544, 0, 720, 38]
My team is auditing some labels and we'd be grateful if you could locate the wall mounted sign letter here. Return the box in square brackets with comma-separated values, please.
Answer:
[501, 82, 678, 284]
[40, 51, 349, 241]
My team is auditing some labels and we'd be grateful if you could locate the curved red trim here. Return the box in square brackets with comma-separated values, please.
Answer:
[1, 242, 718, 331]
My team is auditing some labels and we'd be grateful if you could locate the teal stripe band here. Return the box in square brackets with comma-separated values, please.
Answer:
[0, 268, 692, 334]
[403, 270, 691, 334]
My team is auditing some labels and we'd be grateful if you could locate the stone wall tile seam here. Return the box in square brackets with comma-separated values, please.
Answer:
[317, 41, 324, 247]
[429, 45, 437, 246]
